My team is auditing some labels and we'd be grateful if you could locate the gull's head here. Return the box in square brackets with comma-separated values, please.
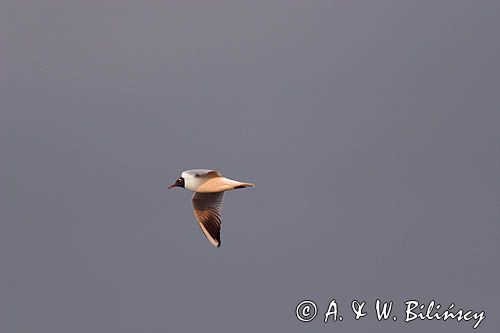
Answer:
[168, 176, 185, 189]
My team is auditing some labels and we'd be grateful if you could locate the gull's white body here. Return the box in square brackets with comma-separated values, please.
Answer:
[182, 169, 253, 193]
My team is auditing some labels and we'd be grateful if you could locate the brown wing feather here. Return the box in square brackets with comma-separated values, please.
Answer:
[192, 192, 224, 247]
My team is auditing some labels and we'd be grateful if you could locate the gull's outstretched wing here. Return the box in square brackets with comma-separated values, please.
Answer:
[191, 191, 224, 247]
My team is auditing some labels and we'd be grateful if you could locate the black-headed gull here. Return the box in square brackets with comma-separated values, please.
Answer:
[168, 169, 254, 247]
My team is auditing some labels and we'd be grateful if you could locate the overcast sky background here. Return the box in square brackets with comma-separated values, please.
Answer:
[2, 1, 500, 332]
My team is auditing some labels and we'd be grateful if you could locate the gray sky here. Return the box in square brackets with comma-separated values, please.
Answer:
[2, 1, 500, 332]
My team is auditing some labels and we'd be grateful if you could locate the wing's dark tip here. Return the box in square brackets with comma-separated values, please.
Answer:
[234, 183, 254, 189]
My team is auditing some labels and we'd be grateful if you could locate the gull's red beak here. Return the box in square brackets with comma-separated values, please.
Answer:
[167, 183, 176, 189]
